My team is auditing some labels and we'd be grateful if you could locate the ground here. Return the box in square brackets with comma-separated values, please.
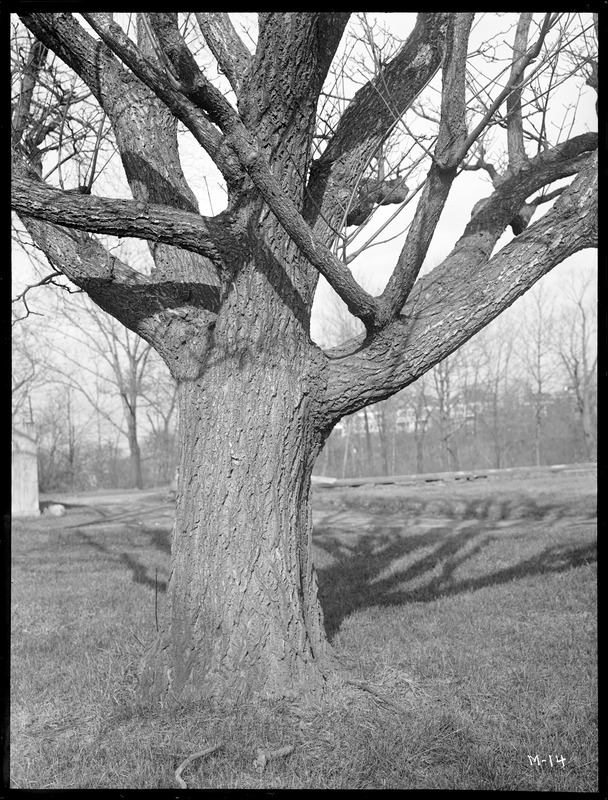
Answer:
[10, 467, 597, 789]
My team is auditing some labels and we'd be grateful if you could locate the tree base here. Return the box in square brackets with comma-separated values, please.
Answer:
[137, 633, 340, 710]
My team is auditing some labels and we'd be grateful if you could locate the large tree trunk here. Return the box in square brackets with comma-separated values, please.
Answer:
[139, 254, 332, 706]
[12, 8, 597, 710]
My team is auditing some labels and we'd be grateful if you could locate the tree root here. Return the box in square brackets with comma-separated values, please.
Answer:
[175, 743, 222, 788]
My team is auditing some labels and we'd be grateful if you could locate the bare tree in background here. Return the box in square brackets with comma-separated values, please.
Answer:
[556, 277, 597, 461]
[404, 376, 433, 475]
[142, 356, 179, 486]
[12, 318, 48, 418]
[50, 300, 152, 489]
[430, 354, 463, 472]
[520, 284, 556, 466]
[471, 319, 517, 469]
[12, 12, 597, 704]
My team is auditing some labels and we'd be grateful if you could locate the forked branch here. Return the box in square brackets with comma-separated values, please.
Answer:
[322, 150, 597, 421]
[380, 13, 473, 317]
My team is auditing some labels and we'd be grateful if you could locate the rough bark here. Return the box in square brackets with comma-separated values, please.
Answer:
[139, 248, 332, 705]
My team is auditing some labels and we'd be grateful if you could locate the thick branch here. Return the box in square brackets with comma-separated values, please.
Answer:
[506, 14, 533, 169]
[322, 150, 597, 421]
[19, 216, 219, 323]
[17, 213, 221, 382]
[316, 13, 449, 168]
[306, 12, 450, 237]
[84, 13, 237, 131]
[457, 131, 597, 261]
[11, 39, 48, 144]
[238, 13, 349, 183]
[19, 13, 241, 185]
[380, 13, 473, 318]
[195, 13, 251, 95]
[451, 13, 553, 166]
[12, 170, 236, 268]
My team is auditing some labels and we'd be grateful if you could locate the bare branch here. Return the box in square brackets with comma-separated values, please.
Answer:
[506, 14, 533, 168]
[11, 38, 48, 144]
[12, 170, 236, 268]
[452, 13, 554, 166]
[20, 13, 242, 184]
[83, 13, 237, 131]
[315, 14, 450, 169]
[195, 13, 251, 95]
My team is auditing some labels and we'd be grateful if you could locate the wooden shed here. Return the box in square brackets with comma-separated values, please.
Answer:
[12, 421, 40, 517]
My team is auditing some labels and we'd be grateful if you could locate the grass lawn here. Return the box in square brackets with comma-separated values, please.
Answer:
[10, 471, 597, 789]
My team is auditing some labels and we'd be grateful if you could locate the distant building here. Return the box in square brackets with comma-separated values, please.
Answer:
[12, 421, 40, 517]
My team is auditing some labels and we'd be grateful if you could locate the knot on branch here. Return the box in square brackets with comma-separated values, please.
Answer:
[509, 203, 535, 235]
[470, 196, 535, 236]
[346, 177, 409, 227]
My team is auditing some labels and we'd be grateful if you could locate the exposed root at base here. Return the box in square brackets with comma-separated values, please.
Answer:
[284, 665, 432, 728]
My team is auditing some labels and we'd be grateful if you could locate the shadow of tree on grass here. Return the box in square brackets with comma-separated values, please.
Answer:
[65, 493, 595, 640]
[71, 525, 170, 592]
[313, 495, 596, 639]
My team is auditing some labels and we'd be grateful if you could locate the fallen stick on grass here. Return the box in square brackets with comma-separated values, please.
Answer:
[253, 744, 294, 774]
[175, 743, 222, 788]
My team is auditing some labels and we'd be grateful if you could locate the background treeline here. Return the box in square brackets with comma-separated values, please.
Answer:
[12, 272, 595, 492]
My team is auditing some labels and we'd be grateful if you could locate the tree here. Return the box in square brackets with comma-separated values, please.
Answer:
[520, 283, 557, 466]
[57, 300, 153, 490]
[402, 376, 433, 475]
[35, 384, 86, 492]
[11, 315, 48, 417]
[469, 318, 517, 469]
[11, 13, 597, 705]
[555, 276, 597, 461]
[429, 353, 464, 472]
[141, 354, 179, 486]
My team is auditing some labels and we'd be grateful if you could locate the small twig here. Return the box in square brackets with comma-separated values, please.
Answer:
[12, 270, 72, 323]
[253, 744, 295, 774]
[530, 186, 565, 206]
[175, 744, 222, 789]
[345, 678, 410, 714]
